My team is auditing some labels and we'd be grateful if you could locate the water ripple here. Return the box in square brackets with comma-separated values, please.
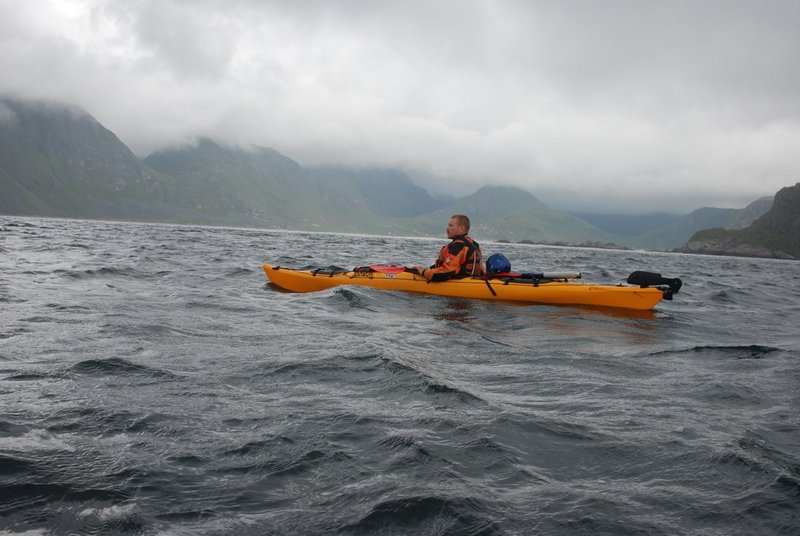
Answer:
[1, 216, 798, 534]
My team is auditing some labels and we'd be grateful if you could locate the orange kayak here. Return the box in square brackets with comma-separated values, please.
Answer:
[262, 264, 680, 310]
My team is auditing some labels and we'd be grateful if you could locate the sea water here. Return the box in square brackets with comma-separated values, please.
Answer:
[1, 216, 798, 534]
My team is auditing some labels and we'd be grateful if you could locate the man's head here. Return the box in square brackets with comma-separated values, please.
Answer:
[447, 214, 470, 238]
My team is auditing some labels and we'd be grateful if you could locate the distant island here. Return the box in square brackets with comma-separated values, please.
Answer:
[1, 96, 796, 259]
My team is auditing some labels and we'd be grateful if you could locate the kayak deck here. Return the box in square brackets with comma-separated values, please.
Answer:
[262, 264, 670, 310]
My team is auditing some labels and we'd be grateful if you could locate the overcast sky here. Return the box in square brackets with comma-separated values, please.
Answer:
[2, 0, 799, 213]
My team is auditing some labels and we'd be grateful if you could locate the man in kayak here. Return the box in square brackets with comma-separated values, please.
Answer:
[415, 214, 484, 281]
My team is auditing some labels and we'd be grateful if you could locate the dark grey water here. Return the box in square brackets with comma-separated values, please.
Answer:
[1, 216, 799, 535]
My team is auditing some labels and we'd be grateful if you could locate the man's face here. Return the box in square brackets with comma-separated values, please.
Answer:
[446, 218, 466, 239]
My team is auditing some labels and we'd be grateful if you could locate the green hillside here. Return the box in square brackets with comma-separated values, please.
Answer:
[305, 167, 446, 219]
[0, 97, 619, 243]
[143, 138, 315, 228]
[574, 212, 682, 237]
[144, 141, 445, 233]
[2, 96, 793, 257]
[0, 97, 165, 219]
[574, 197, 773, 251]
[392, 185, 617, 244]
[681, 183, 800, 259]
[626, 207, 742, 250]
[618, 196, 773, 250]
[0, 97, 440, 232]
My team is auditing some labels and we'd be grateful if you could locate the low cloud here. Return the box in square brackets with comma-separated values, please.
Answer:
[2, 0, 799, 213]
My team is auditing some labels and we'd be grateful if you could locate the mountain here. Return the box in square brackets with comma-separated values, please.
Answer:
[392, 185, 618, 244]
[3, 96, 789, 255]
[0, 97, 168, 219]
[574, 212, 682, 238]
[680, 183, 800, 259]
[143, 141, 445, 232]
[305, 167, 447, 219]
[0, 97, 440, 232]
[729, 196, 774, 228]
[619, 196, 773, 250]
[143, 138, 314, 228]
[0, 96, 619, 244]
[625, 207, 743, 250]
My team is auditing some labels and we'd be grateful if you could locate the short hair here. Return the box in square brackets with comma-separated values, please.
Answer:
[451, 214, 471, 233]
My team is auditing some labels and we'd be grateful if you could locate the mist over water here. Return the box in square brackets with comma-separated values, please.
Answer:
[1, 216, 799, 535]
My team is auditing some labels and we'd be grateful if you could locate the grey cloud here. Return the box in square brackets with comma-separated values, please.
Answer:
[1, 0, 799, 213]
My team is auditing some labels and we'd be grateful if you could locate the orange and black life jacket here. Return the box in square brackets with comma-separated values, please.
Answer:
[432, 235, 484, 280]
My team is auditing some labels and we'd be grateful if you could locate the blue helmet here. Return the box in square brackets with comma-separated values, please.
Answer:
[485, 253, 511, 275]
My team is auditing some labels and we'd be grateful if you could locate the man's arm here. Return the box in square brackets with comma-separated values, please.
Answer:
[417, 244, 467, 281]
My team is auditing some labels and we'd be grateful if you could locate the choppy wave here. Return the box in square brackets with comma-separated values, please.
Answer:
[1, 216, 799, 534]
[649, 343, 783, 358]
[54, 266, 140, 279]
[67, 357, 176, 379]
[342, 495, 500, 535]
